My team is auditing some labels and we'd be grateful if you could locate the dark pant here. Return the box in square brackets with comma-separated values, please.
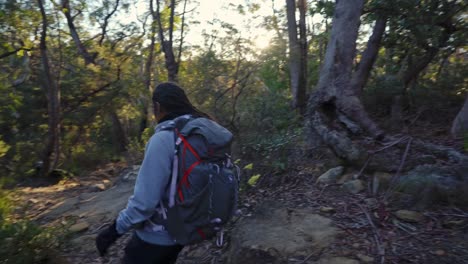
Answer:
[122, 233, 184, 264]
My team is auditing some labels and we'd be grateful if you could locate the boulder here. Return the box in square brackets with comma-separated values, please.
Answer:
[337, 172, 356, 184]
[393, 165, 468, 209]
[343, 180, 365, 194]
[228, 202, 340, 264]
[372, 172, 393, 192]
[316, 166, 345, 185]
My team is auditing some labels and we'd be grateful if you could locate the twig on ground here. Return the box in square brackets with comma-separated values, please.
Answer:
[356, 136, 409, 179]
[358, 203, 385, 264]
[355, 156, 372, 179]
[299, 254, 314, 264]
[384, 137, 412, 201]
[374, 136, 409, 153]
[317, 184, 329, 199]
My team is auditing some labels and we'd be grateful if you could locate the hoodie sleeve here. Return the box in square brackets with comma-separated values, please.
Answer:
[116, 130, 174, 234]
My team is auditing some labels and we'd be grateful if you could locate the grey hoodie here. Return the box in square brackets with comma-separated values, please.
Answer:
[116, 120, 177, 245]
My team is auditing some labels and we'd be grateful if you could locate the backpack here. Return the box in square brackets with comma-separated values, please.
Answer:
[154, 115, 240, 245]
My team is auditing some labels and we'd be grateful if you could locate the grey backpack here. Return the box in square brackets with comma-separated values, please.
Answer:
[155, 115, 239, 245]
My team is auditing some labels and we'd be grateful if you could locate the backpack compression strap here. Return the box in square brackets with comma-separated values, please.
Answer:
[173, 130, 202, 203]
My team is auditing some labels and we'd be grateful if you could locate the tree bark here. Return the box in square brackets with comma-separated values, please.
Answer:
[350, 16, 387, 94]
[298, 0, 308, 114]
[307, 0, 384, 162]
[146, 0, 157, 92]
[110, 110, 128, 152]
[286, 0, 306, 115]
[451, 94, 468, 138]
[38, 0, 61, 176]
[61, 0, 96, 65]
[156, 0, 179, 82]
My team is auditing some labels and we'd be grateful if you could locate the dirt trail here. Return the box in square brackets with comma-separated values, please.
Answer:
[13, 161, 468, 264]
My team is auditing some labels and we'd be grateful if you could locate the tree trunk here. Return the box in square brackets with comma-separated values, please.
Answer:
[298, 0, 307, 115]
[156, 0, 179, 82]
[451, 94, 468, 138]
[38, 0, 61, 176]
[286, 0, 306, 115]
[62, 0, 96, 65]
[110, 110, 128, 152]
[307, 0, 384, 162]
[140, 0, 159, 134]
[350, 16, 387, 94]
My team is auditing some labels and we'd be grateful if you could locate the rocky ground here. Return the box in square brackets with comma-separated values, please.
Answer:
[12, 157, 468, 264]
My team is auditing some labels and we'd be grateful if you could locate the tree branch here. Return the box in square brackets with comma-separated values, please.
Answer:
[63, 67, 121, 115]
[99, 0, 120, 46]
[0, 47, 32, 59]
[169, 0, 175, 44]
[177, 0, 188, 64]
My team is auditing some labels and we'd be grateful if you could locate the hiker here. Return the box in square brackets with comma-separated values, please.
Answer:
[95, 82, 238, 264]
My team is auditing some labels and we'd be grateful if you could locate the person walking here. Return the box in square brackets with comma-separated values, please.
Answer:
[95, 82, 215, 264]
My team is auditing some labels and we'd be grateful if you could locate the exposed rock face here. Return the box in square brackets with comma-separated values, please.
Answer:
[228, 201, 340, 263]
[35, 168, 139, 224]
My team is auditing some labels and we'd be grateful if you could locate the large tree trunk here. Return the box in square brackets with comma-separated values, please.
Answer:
[451, 94, 468, 138]
[38, 0, 61, 176]
[307, 0, 384, 162]
[286, 0, 307, 115]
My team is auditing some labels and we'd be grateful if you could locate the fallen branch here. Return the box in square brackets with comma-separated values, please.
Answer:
[358, 203, 385, 264]
[356, 136, 410, 179]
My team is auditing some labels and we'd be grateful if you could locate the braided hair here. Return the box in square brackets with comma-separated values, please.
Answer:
[152, 82, 210, 121]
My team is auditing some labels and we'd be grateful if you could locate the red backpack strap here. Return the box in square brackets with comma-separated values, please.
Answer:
[175, 130, 202, 202]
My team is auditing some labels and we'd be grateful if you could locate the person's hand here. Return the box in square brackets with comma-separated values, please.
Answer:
[95, 221, 121, 256]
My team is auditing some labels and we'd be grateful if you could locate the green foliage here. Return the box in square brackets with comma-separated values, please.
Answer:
[0, 190, 63, 264]
[247, 174, 261, 186]
[0, 220, 62, 264]
[243, 163, 253, 170]
[0, 137, 9, 158]
[125, 126, 155, 165]
[234, 89, 302, 175]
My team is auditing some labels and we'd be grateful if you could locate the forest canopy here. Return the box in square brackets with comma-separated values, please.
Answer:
[0, 0, 466, 182]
